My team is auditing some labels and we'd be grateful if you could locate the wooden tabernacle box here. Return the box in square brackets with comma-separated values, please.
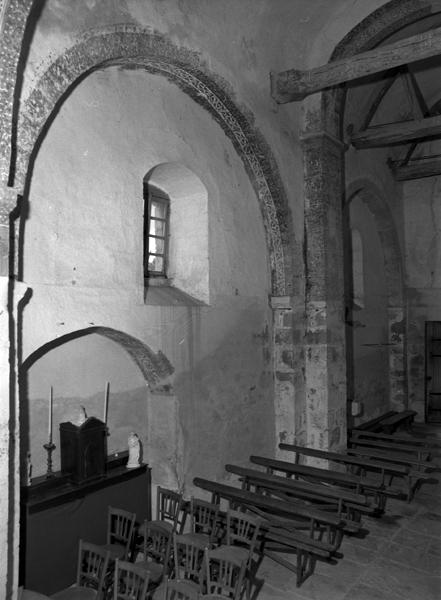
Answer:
[60, 417, 107, 484]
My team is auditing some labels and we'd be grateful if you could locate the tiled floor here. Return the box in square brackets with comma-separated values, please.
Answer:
[255, 426, 441, 600]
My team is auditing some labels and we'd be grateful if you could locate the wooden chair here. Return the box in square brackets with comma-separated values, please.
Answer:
[173, 533, 207, 589]
[152, 534, 206, 600]
[215, 509, 262, 599]
[159, 578, 200, 599]
[113, 559, 150, 600]
[51, 540, 110, 600]
[203, 547, 246, 600]
[137, 488, 186, 551]
[101, 506, 137, 561]
[184, 497, 220, 546]
[135, 521, 172, 586]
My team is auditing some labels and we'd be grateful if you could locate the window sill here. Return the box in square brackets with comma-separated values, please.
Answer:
[144, 279, 206, 307]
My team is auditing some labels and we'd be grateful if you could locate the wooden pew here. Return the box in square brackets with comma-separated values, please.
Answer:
[351, 429, 441, 448]
[249, 455, 394, 511]
[348, 436, 437, 462]
[194, 477, 345, 548]
[193, 477, 338, 587]
[379, 410, 417, 434]
[225, 463, 376, 524]
[278, 443, 428, 502]
[354, 411, 397, 432]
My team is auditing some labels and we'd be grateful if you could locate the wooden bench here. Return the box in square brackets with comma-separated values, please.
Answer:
[193, 477, 337, 587]
[279, 443, 429, 502]
[348, 436, 437, 462]
[249, 455, 392, 511]
[351, 430, 441, 448]
[354, 410, 397, 432]
[379, 410, 417, 434]
[225, 463, 375, 525]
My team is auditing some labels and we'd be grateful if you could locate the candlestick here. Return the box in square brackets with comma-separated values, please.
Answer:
[104, 381, 109, 424]
[43, 441, 56, 478]
[48, 386, 53, 443]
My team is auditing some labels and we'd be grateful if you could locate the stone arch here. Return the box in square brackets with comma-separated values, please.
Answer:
[21, 326, 174, 391]
[346, 179, 403, 308]
[15, 25, 292, 296]
[300, 0, 429, 446]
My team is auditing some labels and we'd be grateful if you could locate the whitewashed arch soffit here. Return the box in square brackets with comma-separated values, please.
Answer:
[346, 179, 403, 308]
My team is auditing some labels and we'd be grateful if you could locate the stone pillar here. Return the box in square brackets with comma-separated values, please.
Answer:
[302, 131, 347, 453]
[0, 276, 28, 599]
[271, 296, 306, 458]
[0, 181, 24, 598]
[388, 306, 407, 412]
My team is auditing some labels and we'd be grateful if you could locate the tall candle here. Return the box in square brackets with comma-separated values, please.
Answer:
[104, 381, 110, 424]
[48, 386, 53, 442]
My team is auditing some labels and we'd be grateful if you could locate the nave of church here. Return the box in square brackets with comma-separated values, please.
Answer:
[1, 0, 441, 598]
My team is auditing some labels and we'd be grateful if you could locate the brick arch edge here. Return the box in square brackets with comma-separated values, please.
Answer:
[21, 326, 174, 392]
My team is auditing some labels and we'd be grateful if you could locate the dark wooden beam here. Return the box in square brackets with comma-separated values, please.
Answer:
[351, 114, 441, 149]
[389, 158, 441, 180]
[271, 26, 441, 103]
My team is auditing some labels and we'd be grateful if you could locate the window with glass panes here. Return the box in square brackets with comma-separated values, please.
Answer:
[144, 185, 170, 277]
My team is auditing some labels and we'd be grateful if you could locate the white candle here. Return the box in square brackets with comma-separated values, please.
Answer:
[104, 381, 110, 424]
[49, 386, 53, 442]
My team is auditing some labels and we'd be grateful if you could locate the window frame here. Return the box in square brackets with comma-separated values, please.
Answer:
[144, 184, 170, 279]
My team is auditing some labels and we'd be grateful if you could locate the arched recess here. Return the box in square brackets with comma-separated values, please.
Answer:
[15, 25, 292, 297]
[345, 180, 403, 308]
[21, 326, 174, 390]
[20, 326, 175, 479]
[345, 180, 406, 418]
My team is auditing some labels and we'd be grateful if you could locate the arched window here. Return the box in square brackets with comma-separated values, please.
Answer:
[143, 163, 209, 305]
[144, 184, 170, 278]
[351, 228, 364, 309]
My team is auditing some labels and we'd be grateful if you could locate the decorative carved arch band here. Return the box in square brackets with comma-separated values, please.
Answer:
[16, 25, 291, 296]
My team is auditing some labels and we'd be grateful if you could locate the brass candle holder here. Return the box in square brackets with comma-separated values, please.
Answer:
[43, 439, 56, 478]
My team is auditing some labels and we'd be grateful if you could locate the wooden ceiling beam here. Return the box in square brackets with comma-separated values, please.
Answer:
[390, 158, 441, 180]
[351, 114, 441, 149]
[271, 26, 441, 103]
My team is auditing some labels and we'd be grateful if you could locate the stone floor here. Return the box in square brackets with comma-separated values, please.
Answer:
[255, 425, 441, 600]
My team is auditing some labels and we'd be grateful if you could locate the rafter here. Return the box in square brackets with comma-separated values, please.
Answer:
[271, 26, 441, 103]
[351, 114, 441, 149]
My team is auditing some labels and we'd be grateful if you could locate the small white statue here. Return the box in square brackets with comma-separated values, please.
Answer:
[127, 431, 141, 468]
[75, 405, 87, 426]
